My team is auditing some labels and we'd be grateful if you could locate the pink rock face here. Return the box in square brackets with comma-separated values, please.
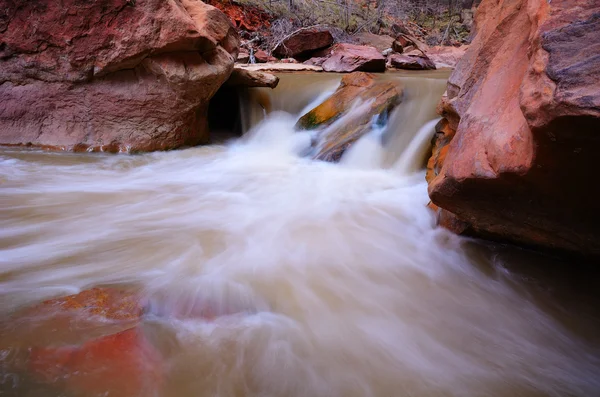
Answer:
[427, 0, 600, 257]
[387, 53, 436, 70]
[273, 28, 333, 59]
[426, 45, 468, 69]
[321, 44, 386, 73]
[0, 0, 239, 152]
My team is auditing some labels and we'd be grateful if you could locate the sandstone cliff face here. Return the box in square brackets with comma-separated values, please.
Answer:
[427, 0, 600, 257]
[0, 0, 239, 152]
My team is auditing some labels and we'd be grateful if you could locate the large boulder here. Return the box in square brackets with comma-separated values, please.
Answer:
[296, 72, 402, 162]
[427, 0, 600, 257]
[0, 0, 239, 152]
[353, 32, 395, 52]
[273, 28, 334, 59]
[387, 52, 436, 70]
[321, 44, 386, 73]
[426, 45, 469, 69]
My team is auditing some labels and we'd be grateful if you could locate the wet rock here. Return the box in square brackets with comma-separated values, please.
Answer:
[296, 72, 377, 130]
[6, 288, 146, 348]
[427, 0, 600, 257]
[426, 118, 455, 184]
[0, 0, 238, 152]
[29, 327, 163, 397]
[273, 28, 334, 59]
[33, 287, 145, 321]
[321, 44, 386, 73]
[387, 53, 436, 70]
[227, 66, 279, 88]
[296, 72, 402, 162]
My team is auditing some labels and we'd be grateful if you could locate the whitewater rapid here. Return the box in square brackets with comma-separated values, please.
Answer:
[1, 72, 600, 397]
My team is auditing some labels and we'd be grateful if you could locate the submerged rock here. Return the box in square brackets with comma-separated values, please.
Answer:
[427, 0, 600, 257]
[321, 44, 386, 73]
[273, 28, 334, 59]
[29, 327, 163, 397]
[296, 72, 402, 162]
[0, 0, 239, 152]
[3, 286, 251, 396]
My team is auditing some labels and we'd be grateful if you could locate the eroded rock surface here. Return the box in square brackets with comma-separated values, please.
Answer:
[273, 28, 333, 59]
[320, 44, 386, 73]
[427, 0, 600, 257]
[0, 0, 239, 152]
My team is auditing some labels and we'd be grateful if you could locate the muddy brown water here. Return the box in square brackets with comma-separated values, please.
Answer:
[1, 71, 600, 396]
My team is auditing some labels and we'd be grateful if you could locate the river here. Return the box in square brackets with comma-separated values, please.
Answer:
[1, 71, 600, 396]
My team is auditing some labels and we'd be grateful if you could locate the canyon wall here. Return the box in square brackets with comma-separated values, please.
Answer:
[427, 0, 600, 257]
[0, 0, 239, 152]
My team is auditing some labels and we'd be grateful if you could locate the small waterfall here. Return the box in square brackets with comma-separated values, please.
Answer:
[240, 72, 448, 173]
[3, 70, 599, 397]
[394, 118, 440, 175]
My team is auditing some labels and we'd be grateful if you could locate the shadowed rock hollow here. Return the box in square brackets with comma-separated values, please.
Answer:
[0, 0, 239, 152]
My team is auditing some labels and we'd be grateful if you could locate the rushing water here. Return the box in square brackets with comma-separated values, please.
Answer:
[1, 71, 600, 396]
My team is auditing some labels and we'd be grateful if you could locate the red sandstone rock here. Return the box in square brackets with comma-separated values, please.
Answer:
[353, 32, 394, 52]
[392, 33, 429, 54]
[254, 49, 277, 63]
[387, 53, 436, 70]
[427, 0, 600, 257]
[5, 288, 146, 348]
[0, 0, 239, 152]
[273, 28, 334, 59]
[321, 44, 386, 73]
[426, 45, 468, 69]
[34, 287, 145, 320]
[29, 327, 163, 397]
[205, 0, 272, 32]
